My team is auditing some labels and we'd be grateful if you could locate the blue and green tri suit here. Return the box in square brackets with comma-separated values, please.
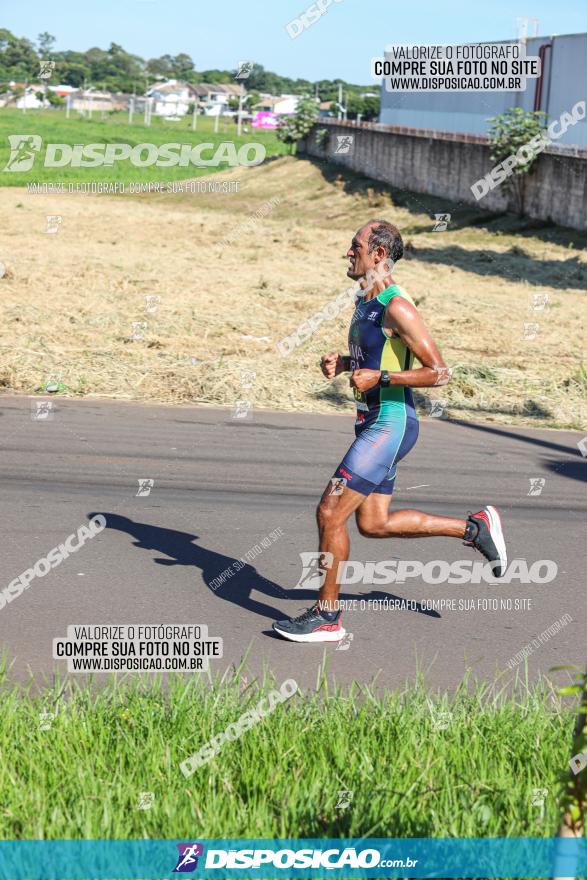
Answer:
[333, 283, 419, 496]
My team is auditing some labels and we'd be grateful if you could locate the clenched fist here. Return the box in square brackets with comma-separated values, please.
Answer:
[320, 352, 346, 379]
[350, 369, 381, 392]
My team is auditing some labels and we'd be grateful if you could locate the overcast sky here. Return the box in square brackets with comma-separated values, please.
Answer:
[3, 0, 586, 82]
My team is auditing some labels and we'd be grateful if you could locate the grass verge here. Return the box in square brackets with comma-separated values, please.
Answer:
[0, 661, 576, 839]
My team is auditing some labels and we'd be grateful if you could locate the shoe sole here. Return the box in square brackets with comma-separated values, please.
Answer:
[485, 505, 507, 577]
[272, 624, 347, 643]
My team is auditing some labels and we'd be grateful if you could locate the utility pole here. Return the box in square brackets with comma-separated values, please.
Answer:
[214, 109, 220, 133]
[191, 102, 197, 130]
[516, 16, 539, 40]
[129, 92, 134, 125]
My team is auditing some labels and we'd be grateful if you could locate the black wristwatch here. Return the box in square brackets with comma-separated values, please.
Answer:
[380, 370, 391, 387]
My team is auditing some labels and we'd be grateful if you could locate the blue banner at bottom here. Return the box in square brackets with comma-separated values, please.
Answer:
[0, 837, 586, 879]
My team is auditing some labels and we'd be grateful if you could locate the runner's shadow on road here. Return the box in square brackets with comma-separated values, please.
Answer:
[89, 513, 440, 624]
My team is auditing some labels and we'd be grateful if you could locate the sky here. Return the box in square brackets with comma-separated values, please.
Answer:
[3, 0, 586, 83]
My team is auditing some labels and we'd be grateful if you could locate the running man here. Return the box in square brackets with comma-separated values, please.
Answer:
[273, 219, 507, 642]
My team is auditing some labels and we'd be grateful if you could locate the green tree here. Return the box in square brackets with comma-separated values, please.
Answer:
[46, 90, 65, 106]
[361, 95, 379, 121]
[245, 90, 260, 111]
[276, 95, 319, 153]
[170, 53, 194, 79]
[198, 68, 233, 84]
[37, 32, 56, 59]
[228, 91, 260, 113]
[146, 55, 173, 80]
[54, 60, 89, 87]
[487, 107, 547, 215]
[345, 93, 363, 119]
[0, 28, 39, 80]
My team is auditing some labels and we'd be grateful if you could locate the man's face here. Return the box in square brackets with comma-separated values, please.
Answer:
[346, 225, 377, 280]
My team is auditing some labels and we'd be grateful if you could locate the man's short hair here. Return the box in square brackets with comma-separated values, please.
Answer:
[366, 220, 403, 264]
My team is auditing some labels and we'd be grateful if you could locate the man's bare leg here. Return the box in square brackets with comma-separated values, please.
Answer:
[316, 488, 466, 613]
[315, 483, 366, 612]
[355, 492, 466, 539]
[273, 482, 506, 642]
[270, 482, 363, 643]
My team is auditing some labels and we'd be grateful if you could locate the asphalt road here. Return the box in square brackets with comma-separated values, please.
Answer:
[0, 396, 585, 691]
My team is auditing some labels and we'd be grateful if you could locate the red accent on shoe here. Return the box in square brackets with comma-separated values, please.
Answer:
[315, 621, 342, 632]
[472, 510, 491, 528]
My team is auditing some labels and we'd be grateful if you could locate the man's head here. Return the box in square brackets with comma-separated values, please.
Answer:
[346, 219, 403, 281]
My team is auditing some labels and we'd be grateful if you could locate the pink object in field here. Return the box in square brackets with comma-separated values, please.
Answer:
[252, 111, 278, 129]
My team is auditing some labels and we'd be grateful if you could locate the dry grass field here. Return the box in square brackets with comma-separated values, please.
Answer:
[0, 155, 585, 428]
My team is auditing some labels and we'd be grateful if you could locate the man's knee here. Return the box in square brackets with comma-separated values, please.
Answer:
[316, 499, 347, 532]
[356, 515, 386, 538]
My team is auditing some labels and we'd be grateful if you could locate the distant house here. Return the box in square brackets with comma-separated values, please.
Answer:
[319, 101, 335, 117]
[111, 93, 133, 111]
[275, 95, 301, 115]
[253, 94, 301, 116]
[188, 82, 244, 116]
[147, 79, 193, 117]
[14, 84, 48, 110]
[69, 89, 115, 113]
[48, 84, 77, 98]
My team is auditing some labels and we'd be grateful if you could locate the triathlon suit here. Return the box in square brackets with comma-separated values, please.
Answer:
[333, 283, 419, 496]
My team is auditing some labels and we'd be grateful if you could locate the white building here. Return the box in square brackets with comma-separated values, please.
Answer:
[254, 94, 302, 116]
[378, 31, 587, 147]
[189, 83, 244, 116]
[147, 80, 192, 117]
[15, 85, 48, 110]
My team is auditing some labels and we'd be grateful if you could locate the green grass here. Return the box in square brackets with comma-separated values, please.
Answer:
[0, 108, 288, 185]
[0, 662, 575, 840]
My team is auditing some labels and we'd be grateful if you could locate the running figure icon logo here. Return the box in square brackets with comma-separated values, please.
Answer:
[528, 477, 545, 496]
[235, 61, 254, 79]
[428, 399, 448, 418]
[32, 400, 55, 421]
[529, 292, 550, 312]
[335, 790, 354, 811]
[329, 477, 347, 496]
[294, 551, 334, 589]
[45, 215, 62, 234]
[522, 322, 540, 341]
[432, 213, 451, 232]
[336, 632, 354, 651]
[4, 134, 42, 172]
[570, 752, 587, 775]
[335, 135, 354, 154]
[173, 843, 204, 872]
[39, 60, 56, 79]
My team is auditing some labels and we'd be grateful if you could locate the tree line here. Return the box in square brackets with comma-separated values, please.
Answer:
[0, 29, 379, 118]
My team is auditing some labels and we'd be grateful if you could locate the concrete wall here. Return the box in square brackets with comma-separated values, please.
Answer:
[300, 119, 587, 230]
[379, 33, 587, 148]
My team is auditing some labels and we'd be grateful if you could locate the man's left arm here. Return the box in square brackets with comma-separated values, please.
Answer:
[350, 297, 451, 392]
